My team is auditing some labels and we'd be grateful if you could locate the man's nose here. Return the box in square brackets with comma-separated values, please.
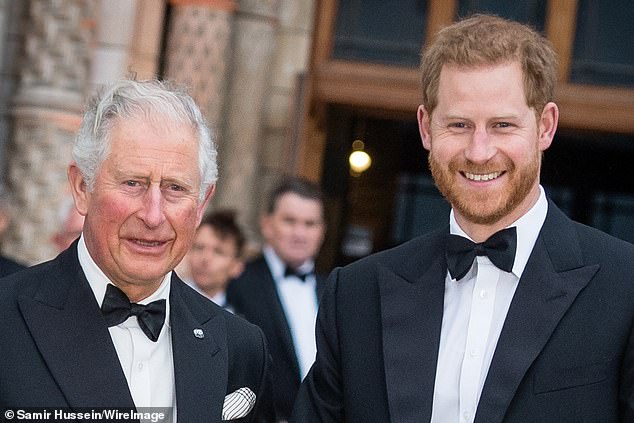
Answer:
[463, 127, 496, 164]
[138, 185, 166, 228]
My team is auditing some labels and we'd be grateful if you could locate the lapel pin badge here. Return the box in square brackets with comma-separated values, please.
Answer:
[193, 328, 204, 339]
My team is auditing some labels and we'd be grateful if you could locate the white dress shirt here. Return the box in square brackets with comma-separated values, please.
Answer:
[78, 236, 176, 421]
[264, 246, 318, 380]
[431, 187, 548, 423]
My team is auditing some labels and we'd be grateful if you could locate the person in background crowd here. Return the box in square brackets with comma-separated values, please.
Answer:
[0, 184, 26, 276]
[51, 195, 86, 252]
[0, 78, 274, 423]
[227, 176, 327, 423]
[291, 14, 634, 423]
[187, 209, 245, 310]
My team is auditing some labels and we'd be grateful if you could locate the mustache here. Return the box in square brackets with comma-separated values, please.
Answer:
[444, 156, 515, 174]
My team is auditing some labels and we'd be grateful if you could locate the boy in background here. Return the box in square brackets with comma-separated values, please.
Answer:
[187, 210, 245, 310]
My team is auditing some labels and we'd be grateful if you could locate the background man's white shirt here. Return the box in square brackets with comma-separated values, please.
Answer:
[264, 246, 318, 380]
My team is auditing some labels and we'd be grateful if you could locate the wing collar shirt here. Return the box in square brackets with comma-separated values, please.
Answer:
[263, 245, 318, 380]
[78, 235, 176, 420]
[431, 186, 548, 423]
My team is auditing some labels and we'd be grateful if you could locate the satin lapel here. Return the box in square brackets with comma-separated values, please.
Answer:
[260, 260, 300, 378]
[18, 247, 134, 408]
[475, 204, 599, 423]
[170, 277, 226, 423]
[380, 236, 446, 423]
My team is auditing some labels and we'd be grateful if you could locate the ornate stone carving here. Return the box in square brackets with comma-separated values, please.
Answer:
[5, 0, 95, 264]
[20, 0, 94, 94]
[164, 4, 231, 131]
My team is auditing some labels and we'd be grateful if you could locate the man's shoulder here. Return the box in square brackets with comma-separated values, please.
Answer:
[0, 255, 71, 322]
[0, 254, 27, 277]
[242, 255, 270, 276]
[570, 219, 634, 261]
[0, 256, 63, 292]
[343, 227, 446, 273]
[227, 255, 272, 291]
[185, 283, 265, 350]
[173, 278, 263, 338]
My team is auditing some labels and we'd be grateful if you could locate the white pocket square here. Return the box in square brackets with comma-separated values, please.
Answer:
[222, 387, 256, 420]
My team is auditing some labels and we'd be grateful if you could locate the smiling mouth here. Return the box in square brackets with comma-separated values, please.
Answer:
[132, 239, 165, 247]
[463, 171, 503, 182]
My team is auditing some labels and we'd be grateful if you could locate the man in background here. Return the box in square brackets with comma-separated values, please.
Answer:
[187, 209, 245, 310]
[51, 195, 86, 252]
[227, 176, 327, 422]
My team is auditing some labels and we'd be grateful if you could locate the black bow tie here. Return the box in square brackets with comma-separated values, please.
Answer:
[101, 284, 166, 342]
[284, 266, 312, 282]
[446, 227, 517, 280]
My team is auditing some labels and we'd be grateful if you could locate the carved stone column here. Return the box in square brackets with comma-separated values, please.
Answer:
[258, 0, 316, 215]
[163, 0, 239, 279]
[0, 1, 27, 187]
[212, 0, 279, 239]
[91, 0, 166, 89]
[163, 0, 236, 136]
[5, 0, 95, 264]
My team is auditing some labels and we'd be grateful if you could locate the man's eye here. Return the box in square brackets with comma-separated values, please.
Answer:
[449, 122, 467, 129]
[494, 122, 512, 128]
[125, 180, 140, 187]
[169, 184, 185, 191]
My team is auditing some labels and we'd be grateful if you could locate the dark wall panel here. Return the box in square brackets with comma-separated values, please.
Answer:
[333, 0, 427, 67]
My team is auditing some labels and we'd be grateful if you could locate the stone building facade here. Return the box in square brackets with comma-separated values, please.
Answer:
[0, 0, 315, 264]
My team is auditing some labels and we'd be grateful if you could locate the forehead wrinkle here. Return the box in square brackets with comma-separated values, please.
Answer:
[109, 154, 199, 186]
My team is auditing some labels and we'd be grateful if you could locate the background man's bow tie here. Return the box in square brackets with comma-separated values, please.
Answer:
[445, 226, 517, 280]
[101, 283, 166, 342]
[284, 266, 313, 282]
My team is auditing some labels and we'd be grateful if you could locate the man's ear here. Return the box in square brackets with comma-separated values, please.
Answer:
[196, 184, 216, 226]
[417, 105, 432, 151]
[67, 163, 89, 216]
[229, 260, 245, 279]
[538, 102, 559, 152]
[260, 214, 272, 242]
[0, 211, 10, 236]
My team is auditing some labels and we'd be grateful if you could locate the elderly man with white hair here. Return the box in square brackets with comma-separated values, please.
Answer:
[0, 79, 274, 423]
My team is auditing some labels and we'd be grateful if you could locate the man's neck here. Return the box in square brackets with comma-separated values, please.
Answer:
[454, 185, 541, 242]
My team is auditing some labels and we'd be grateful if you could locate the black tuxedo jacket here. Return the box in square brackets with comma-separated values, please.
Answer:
[0, 244, 274, 423]
[226, 256, 326, 421]
[291, 201, 634, 423]
[0, 254, 26, 277]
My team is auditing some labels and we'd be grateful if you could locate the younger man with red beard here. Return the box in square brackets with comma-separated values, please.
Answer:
[291, 14, 634, 423]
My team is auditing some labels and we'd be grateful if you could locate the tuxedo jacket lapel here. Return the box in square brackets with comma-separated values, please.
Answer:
[18, 246, 134, 408]
[259, 259, 300, 378]
[170, 276, 227, 423]
[315, 273, 327, 302]
[475, 202, 599, 423]
[380, 231, 447, 423]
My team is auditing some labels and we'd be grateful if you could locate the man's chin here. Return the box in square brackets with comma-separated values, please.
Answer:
[121, 261, 172, 284]
[452, 198, 510, 226]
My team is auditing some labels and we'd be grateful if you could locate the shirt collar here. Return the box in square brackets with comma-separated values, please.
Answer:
[77, 235, 172, 327]
[449, 185, 548, 278]
[262, 245, 315, 280]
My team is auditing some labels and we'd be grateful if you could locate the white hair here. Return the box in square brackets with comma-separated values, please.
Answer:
[72, 79, 217, 202]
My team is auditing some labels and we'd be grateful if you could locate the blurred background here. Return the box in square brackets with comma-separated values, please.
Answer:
[0, 0, 632, 272]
